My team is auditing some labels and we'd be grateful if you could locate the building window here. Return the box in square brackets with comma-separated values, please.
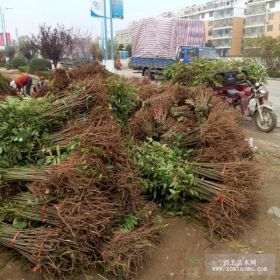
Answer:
[201, 13, 205, 19]
[208, 21, 213, 27]
[267, 13, 274, 20]
[279, 24, 280, 30]
[269, 1, 275, 8]
[208, 30, 212, 36]
[267, 25, 273, 32]
[209, 11, 213, 17]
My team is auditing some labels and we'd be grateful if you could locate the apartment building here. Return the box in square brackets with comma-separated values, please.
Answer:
[116, 0, 280, 57]
[115, 23, 135, 47]
[179, 0, 246, 56]
[244, 0, 280, 38]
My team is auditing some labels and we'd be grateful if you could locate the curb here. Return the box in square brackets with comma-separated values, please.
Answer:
[268, 78, 280, 81]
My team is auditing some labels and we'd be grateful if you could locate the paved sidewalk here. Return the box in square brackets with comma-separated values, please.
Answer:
[266, 80, 280, 127]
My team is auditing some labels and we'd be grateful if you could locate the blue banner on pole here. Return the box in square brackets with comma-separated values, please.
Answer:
[112, 0, 123, 19]
[90, 0, 104, 17]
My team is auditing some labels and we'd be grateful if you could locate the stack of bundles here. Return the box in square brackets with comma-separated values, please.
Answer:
[0, 62, 261, 277]
[50, 68, 70, 91]
[0, 71, 161, 279]
[129, 81, 260, 237]
[68, 62, 111, 81]
[129, 84, 252, 161]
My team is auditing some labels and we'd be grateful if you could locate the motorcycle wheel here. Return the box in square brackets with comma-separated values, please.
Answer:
[253, 108, 277, 133]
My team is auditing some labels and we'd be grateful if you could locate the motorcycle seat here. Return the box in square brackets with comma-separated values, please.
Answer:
[226, 89, 240, 96]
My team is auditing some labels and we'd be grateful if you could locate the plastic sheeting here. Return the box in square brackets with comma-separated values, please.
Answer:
[132, 18, 205, 59]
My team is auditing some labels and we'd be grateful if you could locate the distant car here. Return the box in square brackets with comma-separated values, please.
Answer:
[60, 58, 74, 69]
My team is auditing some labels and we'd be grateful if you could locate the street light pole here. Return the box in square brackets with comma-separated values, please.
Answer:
[0, 7, 6, 47]
[103, 0, 108, 65]
[109, 0, 114, 61]
[0, 7, 12, 49]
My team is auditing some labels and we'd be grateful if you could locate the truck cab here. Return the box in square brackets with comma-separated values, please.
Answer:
[177, 46, 219, 63]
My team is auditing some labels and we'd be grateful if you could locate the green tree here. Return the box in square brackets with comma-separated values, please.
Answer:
[18, 36, 38, 62]
[0, 50, 5, 65]
[243, 36, 280, 70]
[126, 44, 132, 56]
[92, 42, 102, 61]
[5, 45, 16, 59]
[118, 43, 124, 50]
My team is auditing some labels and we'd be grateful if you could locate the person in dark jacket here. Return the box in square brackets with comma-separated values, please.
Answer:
[10, 75, 33, 96]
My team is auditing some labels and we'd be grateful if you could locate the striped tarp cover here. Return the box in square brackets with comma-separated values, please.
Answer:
[132, 18, 205, 59]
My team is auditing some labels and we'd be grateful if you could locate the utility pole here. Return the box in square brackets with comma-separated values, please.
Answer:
[0, 7, 12, 49]
[100, 19, 104, 61]
[103, 0, 108, 65]
[0, 7, 6, 48]
[109, 0, 114, 61]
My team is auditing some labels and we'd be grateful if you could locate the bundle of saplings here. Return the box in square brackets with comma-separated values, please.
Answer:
[162, 57, 267, 87]
[128, 71, 260, 238]
[0, 67, 162, 280]
[0, 61, 262, 279]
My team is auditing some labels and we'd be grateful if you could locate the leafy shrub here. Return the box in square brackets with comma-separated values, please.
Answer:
[18, 65, 29, 73]
[34, 70, 50, 80]
[0, 50, 5, 67]
[29, 58, 52, 72]
[268, 70, 280, 78]
[6, 57, 28, 70]
[0, 74, 13, 93]
[106, 76, 137, 124]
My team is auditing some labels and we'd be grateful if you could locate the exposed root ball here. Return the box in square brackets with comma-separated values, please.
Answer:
[200, 102, 252, 162]
[101, 219, 162, 279]
[51, 69, 70, 91]
[68, 62, 110, 81]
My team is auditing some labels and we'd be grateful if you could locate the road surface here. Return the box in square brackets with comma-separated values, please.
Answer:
[266, 79, 280, 127]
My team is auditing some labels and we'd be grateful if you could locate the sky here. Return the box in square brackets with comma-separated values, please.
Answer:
[0, 0, 206, 40]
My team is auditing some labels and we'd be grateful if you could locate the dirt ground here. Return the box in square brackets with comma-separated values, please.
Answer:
[0, 68, 39, 84]
[0, 124, 278, 280]
[135, 123, 280, 280]
[0, 68, 279, 279]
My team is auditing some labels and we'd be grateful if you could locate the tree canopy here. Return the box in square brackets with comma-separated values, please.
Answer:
[34, 24, 74, 69]
[243, 36, 280, 70]
[18, 36, 38, 62]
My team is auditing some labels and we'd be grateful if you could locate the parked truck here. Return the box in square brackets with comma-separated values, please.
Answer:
[131, 18, 219, 79]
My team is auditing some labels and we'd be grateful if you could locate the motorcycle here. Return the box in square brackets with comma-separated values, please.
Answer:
[213, 70, 277, 133]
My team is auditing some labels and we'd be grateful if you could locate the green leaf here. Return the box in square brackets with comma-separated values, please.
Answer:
[12, 218, 28, 229]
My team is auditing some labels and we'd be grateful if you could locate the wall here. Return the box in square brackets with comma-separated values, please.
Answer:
[265, 11, 280, 37]
[205, 20, 213, 44]
[230, 17, 244, 56]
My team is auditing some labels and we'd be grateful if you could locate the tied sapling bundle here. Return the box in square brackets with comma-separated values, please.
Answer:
[0, 81, 100, 168]
[0, 192, 59, 226]
[0, 167, 49, 183]
[0, 223, 94, 277]
[133, 140, 259, 236]
[0, 97, 56, 168]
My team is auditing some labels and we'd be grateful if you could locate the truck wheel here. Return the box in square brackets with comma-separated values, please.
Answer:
[143, 68, 152, 79]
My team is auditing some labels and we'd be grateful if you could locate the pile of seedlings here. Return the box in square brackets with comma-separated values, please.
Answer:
[129, 79, 260, 237]
[0, 66, 161, 279]
[0, 62, 261, 279]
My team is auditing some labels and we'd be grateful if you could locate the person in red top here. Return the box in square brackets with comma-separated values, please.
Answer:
[10, 75, 33, 96]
